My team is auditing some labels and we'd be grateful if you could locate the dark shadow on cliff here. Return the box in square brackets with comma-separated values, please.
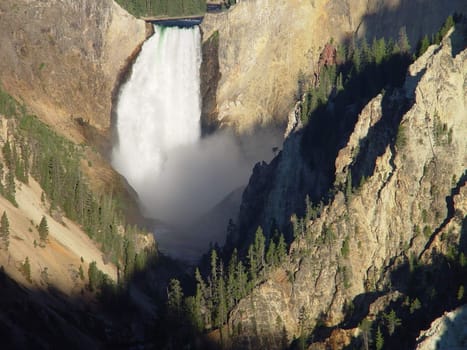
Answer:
[356, 0, 466, 47]
[200, 29, 221, 136]
[348, 82, 415, 194]
[0, 266, 108, 350]
[236, 6, 467, 250]
[230, 45, 413, 256]
[0, 250, 223, 350]
[325, 217, 467, 350]
[419, 171, 467, 259]
[300, 47, 412, 196]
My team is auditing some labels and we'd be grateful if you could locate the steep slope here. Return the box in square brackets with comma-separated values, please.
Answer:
[0, 176, 116, 291]
[0, 0, 147, 141]
[0, 115, 118, 294]
[201, 0, 466, 132]
[0, 97, 159, 348]
[227, 28, 466, 348]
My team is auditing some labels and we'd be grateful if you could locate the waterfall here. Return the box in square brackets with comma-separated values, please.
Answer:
[111, 24, 275, 260]
[112, 24, 202, 217]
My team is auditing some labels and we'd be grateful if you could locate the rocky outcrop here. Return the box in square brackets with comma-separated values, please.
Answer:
[201, 0, 466, 132]
[228, 29, 467, 347]
[0, 0, 147, 141]
[416, 305, 467, 350]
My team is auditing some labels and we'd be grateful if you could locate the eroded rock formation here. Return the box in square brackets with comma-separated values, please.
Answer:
[201, 0, 466, 132]
[228, 29, 467, 348]
[0, 0, 147, 141]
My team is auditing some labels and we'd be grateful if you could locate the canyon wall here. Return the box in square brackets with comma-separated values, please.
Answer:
[228, 29, 467, 347]
[0, 0, 147, 141]
[201, 0, 466, 132]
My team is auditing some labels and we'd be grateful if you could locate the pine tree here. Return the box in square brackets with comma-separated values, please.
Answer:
[88, 261, 100, 291]
[21, 256, 32, 283]
[410, 297, 421, 314]
[195, 267, 210, 327]
[359, 318, 372, 350]
[0, 162, 4, 195]
[0, 211, 10, 250]
[167, 278, 184, 321]
[247, 244, 257, 281]
[38, 216, 49, 245]
[276, 233, 287, 263]
[253, 226, 266, 270]
[123, 235, 136, 279]
[79, 265, 85, 281]
[236, 260, 248, 300]
[2, 140, 12, 168]
[5, 169, 17, 206]
[372, 37, 387, 65]
[227, 249, 239, 308]
[417, 35, 430, 57]
[210, 248, 218, 283]
[266, 240, 277, 267]
[438, 15, 455, 42]
[375, 326, 384, 350]
[185, 295, 203, 332]
[384, 309, 401, 336]
[398, 26, 411, 53]
[215, 269, 227, 345]
[457, 285, 464, 301]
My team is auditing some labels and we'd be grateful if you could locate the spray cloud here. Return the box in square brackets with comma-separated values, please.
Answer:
[112, 25, 280, 260]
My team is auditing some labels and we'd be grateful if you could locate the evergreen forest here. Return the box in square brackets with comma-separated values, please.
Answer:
[115, 0, 207, 18]
[0, 86, 154, 293]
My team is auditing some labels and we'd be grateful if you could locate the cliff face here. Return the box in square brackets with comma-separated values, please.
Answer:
[0, 0, 147, 141]
[200, 30, 221, 135]
[416, 305, 467, 350]
[228, 29, 467, 347]
[201, 0, 466, 132]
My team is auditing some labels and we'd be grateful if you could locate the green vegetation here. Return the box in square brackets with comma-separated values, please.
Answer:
[395, 124, 407, 149]
[375, 326, 384, 350]
[164, 16, 463, 349]
[88, 261, 111, 292]
[457, 285, 464, 301]
[0, 85, 154, 290]
[409, 297, 421, 314]
[2, 140, 19, 206]
[20, 256, 32, 283]
[0, 211, 10, 250]
[166, 225, 289, 345]
[433, 112, 453, 146]
[341, 235, 350, 258]
[38, 215, 49, 245]
[359, 318, 372, 350]
[384, 309, 401, 336]
[115, 0, 206, 18]
[79, 265, 85, 281]
[298, 31, 411, 126]
[416, 15, 456, 57]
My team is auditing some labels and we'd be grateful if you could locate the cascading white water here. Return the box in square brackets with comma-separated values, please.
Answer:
[112, 24, 277, 260]
[112, 24, 202, 215]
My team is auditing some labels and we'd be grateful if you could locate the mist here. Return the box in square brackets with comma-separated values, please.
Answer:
[141, 130, 251, 225]
[142, 127, 281, 261]
[111, 24, 282, 260]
